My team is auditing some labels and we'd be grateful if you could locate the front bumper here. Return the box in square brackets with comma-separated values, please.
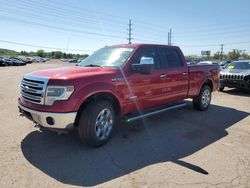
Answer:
[220, 79, 250, 89]
[18, 104, 77, 129]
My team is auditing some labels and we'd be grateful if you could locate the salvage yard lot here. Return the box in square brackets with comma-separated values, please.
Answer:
[0, 60, 250, 188]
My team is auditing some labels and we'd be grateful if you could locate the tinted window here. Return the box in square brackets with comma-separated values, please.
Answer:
[161, 48, 183, 68]
[132, 47, 161, 69]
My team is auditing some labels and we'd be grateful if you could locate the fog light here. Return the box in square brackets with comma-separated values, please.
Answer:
[46, 117, 55, 126]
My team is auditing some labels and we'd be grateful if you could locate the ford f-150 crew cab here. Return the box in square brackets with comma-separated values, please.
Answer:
[18, 44, 219, 147]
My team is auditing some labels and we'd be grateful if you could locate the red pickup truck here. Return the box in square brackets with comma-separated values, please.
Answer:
[18, 44, 219, 147]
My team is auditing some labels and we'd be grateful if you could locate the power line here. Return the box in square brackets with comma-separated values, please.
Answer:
[0, 15, 125, 39]
[4, 0, 250, 41]
[44, 0, 128, 22]
[175, 29, 250, 40]
[4, 1, 250, 45]
[17, 0, 127, 25]
[1, 0, 250, 53]
[0, 9, 126, 37]
[174, 23, 250, 35]
[1, 2, 127, 31]
[178, 41, 250, 48]
[0, 39, 93, 52]
[2, 1, 169, 39]
[0, 16, 109, 43]
[44, 0, 172, 32]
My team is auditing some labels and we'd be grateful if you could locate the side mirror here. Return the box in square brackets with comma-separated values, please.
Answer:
[131, 64, 153, 74]
[140, 57, 154, 65]
[131, 57, 154, 74]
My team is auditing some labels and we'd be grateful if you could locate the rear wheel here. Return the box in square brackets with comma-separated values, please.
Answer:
[193, 85, 211, 111]
[78, 100, 115, 147]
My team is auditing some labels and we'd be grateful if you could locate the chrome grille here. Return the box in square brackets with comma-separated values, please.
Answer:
[220, 74, 244, 80]
[20, 75, 49, 104]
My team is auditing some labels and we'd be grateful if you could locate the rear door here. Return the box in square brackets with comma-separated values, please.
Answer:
[159, 47, 188, 102]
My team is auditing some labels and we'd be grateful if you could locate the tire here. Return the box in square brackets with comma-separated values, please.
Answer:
[218, 84, 224, 92]
[193, 85, 212, 111]
[78, 100, 115, 147]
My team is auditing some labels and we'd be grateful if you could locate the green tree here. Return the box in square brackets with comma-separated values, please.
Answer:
[37, 49, 45, 57]
[213, 51, 221, 60]
[227, 49, 241, 60]
[53, 51, 63, 59]
[20, 51, 28, 56]
[82, 54, 89, 59]
[241, 51, 248, 59]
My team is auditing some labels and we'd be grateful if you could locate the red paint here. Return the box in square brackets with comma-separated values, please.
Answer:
[19, 44, 219, 116]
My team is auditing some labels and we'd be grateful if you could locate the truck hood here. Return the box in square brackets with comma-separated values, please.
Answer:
[221, 68, 250, 76]
[28, 66, 118, 79]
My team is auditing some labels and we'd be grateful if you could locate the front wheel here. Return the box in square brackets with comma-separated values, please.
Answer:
[193, 85, 211, 111]
[78, 100, 115, 147]
[218, 84, 224, 92]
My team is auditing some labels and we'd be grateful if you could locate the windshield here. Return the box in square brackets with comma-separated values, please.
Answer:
[79, 47, 135, 68]
[226, 61, 250, 69]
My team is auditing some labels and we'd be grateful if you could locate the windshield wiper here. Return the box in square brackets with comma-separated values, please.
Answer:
[84, 64, 102, 67]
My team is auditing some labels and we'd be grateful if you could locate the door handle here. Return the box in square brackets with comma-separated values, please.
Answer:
[160, 74, 166, 79]
[182, 72, 187, 76]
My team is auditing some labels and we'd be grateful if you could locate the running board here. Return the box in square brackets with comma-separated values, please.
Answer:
[124, 102, 187, 122]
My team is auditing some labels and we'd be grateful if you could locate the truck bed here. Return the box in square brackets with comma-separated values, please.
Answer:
[187, 64, 220, 97]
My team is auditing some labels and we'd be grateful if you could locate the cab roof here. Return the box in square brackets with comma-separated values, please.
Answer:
[109, 43, 179, 49]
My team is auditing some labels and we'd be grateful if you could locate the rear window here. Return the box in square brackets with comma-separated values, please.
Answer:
[161, 48, 183, 68]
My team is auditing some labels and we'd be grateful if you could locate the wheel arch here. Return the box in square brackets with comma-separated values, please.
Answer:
[199, 78, 213, 94]
[74, 92, 121, 127]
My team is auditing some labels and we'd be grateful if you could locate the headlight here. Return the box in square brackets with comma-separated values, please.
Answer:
[45, 86, 74, 105]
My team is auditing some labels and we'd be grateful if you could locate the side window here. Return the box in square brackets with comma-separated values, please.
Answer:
[132, 47, 161, 69]
[162, 48, 183, 68]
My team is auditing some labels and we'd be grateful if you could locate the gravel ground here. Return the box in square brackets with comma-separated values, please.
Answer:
[0, 60, 250, 188]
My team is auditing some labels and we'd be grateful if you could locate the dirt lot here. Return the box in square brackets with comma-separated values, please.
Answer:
[0, 60, 250, 188]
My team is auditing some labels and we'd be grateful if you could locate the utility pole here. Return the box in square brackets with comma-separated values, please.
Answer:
[169, 28, 172, 46]
[168, 28, 172, 45]
[168, 32, 170, 45]
[220, 44, 224, 60]
[127, 19, 132, 44]
[243, 49, 246, 59]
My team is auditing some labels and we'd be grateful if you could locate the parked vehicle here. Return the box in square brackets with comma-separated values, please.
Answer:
[219, 60, 231, 69]
[61, 58, 68, 62]
[219, 60, 250, 91]
[186, 61, 196, 65]
[10, 57, 26, 66]
[32, 56, 45, 63]
[0, 57, 7, 66]
[197, 61, 220, 65]
[2, 57, 13, 66]
[18, 44, 219, 147]
[77, 58, 84, 63]
[68, 58, 78, 63]
[43, 58, 50, 62]
[18, 56, 33, 64]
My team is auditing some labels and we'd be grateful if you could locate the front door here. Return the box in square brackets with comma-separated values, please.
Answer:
[124, 47, 168, 112]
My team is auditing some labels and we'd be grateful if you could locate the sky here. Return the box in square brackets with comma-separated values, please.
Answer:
[0, 0, 250, 56]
